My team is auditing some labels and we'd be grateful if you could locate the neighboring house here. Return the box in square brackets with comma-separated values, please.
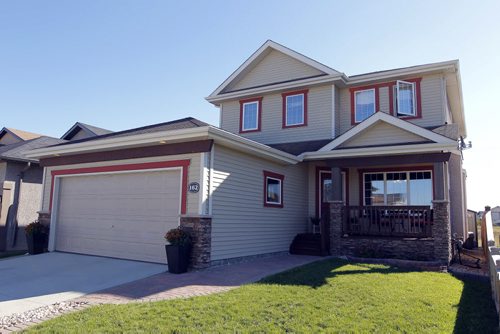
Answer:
[491, 206, 500, 225]
[27, 40, 468, 267]
[0, 127, 43, 146]
[0, 124, 112, 252]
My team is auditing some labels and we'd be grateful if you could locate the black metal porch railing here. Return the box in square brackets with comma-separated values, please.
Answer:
[344, 206, 433, 238]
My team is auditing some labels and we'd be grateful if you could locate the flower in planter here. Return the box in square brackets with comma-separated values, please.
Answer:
[25, 220, 49, 236]
[165, 228, 191, 246]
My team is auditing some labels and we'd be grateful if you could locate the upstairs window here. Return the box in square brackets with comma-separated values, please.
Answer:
[394, 80, 416, 117]
[354, 89, 376, 123]
[282, 90, 308, 128]
[264, 170, 284, 208]
[239, 97, 262, 133]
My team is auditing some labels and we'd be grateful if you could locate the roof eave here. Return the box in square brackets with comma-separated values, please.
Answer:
[206, 74, 343, 105]
[26, 126, 300, 165]
[301, 142, 459, 161]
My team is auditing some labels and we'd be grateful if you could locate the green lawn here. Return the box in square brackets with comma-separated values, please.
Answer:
[26, 258, 498, 333]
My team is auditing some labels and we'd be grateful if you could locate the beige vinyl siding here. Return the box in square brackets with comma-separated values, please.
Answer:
[339, 122, 428, 148]
[348, 168, 360, 205]
[379, 87, 390, 114]
[338, 74, 446, 136]
[412, 74, 445, 127]
[225, 50, 324, 92]
[41, 153, 202, 215]
[0, 162, 6, 182]
[220, 85, 333, 144]
[338, 87, 352, 135]
[210, 145, 308, 261]
[335, 86, 341, 137]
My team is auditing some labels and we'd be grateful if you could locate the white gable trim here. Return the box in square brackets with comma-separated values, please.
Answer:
[208, 40, 340, 98]
[318, 112, 457, 152]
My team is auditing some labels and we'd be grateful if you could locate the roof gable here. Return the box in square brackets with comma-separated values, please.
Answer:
[0, 127, 43, 144]
[338, 121, 429, 149]
[319, 112, 457, 152]
[61, 122, 113, 140]
[209, 40, 340, 97]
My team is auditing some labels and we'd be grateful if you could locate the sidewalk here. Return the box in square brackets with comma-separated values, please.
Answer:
[76, 254, 324, 305]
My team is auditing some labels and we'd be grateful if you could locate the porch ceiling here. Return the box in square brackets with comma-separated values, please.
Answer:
[325, 152, 451, 168]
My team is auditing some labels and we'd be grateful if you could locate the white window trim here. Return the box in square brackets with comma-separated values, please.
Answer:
[362, 170, 433, 206]
[265, 176, 282, 205]
[395, 80, 416, 117]
[242, 101, 259, 131]
[354, 88, 376, 123]
[285, 93, 305, 126]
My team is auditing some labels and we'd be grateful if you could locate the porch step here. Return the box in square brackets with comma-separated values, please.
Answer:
[290, 233, 324, 256]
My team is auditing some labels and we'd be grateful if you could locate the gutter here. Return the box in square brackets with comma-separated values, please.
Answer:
[26, 126, 301, 165]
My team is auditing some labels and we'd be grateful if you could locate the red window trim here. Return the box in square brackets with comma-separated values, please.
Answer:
[282, 89, 308, 129]
[357, 165, 434, 206]
[388, 78, 422, 120]
[49, 159, 191, 214]
[239, 97, 263, 133]
[263, 170, 284, 208]
[350, 77, 422, 125]
[315, 166, 349, 218]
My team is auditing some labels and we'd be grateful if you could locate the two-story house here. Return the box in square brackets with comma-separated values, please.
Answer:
[27, 41, 468, 267]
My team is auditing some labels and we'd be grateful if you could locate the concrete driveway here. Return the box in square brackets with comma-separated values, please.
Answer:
[0, 252, 166, 317]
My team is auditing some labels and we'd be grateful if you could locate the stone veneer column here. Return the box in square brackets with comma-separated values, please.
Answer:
[329, 201, 344, 255]
[180, 216, 212, 269]
[37, 211, 51, 226]
[432, 200, 452, 264]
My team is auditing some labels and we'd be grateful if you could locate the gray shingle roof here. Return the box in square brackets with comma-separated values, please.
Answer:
[54, 117, 210, 147]
[269, 139, 333, 155]
[0, 137, 68, 163]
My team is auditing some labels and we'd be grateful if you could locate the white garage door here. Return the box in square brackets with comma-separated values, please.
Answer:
[54, 169, 181, 264]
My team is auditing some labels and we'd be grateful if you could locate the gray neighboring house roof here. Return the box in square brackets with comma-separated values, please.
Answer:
[54, 117, 210, 147]
[61, 122, 114, 140]
[0, 137, 68, 163]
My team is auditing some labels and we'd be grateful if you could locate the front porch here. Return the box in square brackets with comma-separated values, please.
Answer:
[292, 152, 453, 264]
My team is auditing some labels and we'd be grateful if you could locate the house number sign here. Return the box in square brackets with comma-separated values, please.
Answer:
[188, 182, 200, 193]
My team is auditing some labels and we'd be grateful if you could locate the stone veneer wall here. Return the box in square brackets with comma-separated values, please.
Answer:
[340, 237, 435, 261]
[37, 211, 51, 226]
[329, 201, 452, 264]
[180, 216, 212, 269]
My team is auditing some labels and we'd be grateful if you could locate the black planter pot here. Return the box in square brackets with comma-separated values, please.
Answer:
[165, 244, 192, 274]
[26, 233, 47, 255]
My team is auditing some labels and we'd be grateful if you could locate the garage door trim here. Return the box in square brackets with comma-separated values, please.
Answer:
[48, 160, 191, 253]
[50, 159, 190, 214]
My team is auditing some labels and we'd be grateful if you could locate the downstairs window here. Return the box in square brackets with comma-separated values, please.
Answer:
[364, 170, 432, 206]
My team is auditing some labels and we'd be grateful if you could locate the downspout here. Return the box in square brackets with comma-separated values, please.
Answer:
[6, 162, 32, 248]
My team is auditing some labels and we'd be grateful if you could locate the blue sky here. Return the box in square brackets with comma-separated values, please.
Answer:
[1, 1, 499, 211]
